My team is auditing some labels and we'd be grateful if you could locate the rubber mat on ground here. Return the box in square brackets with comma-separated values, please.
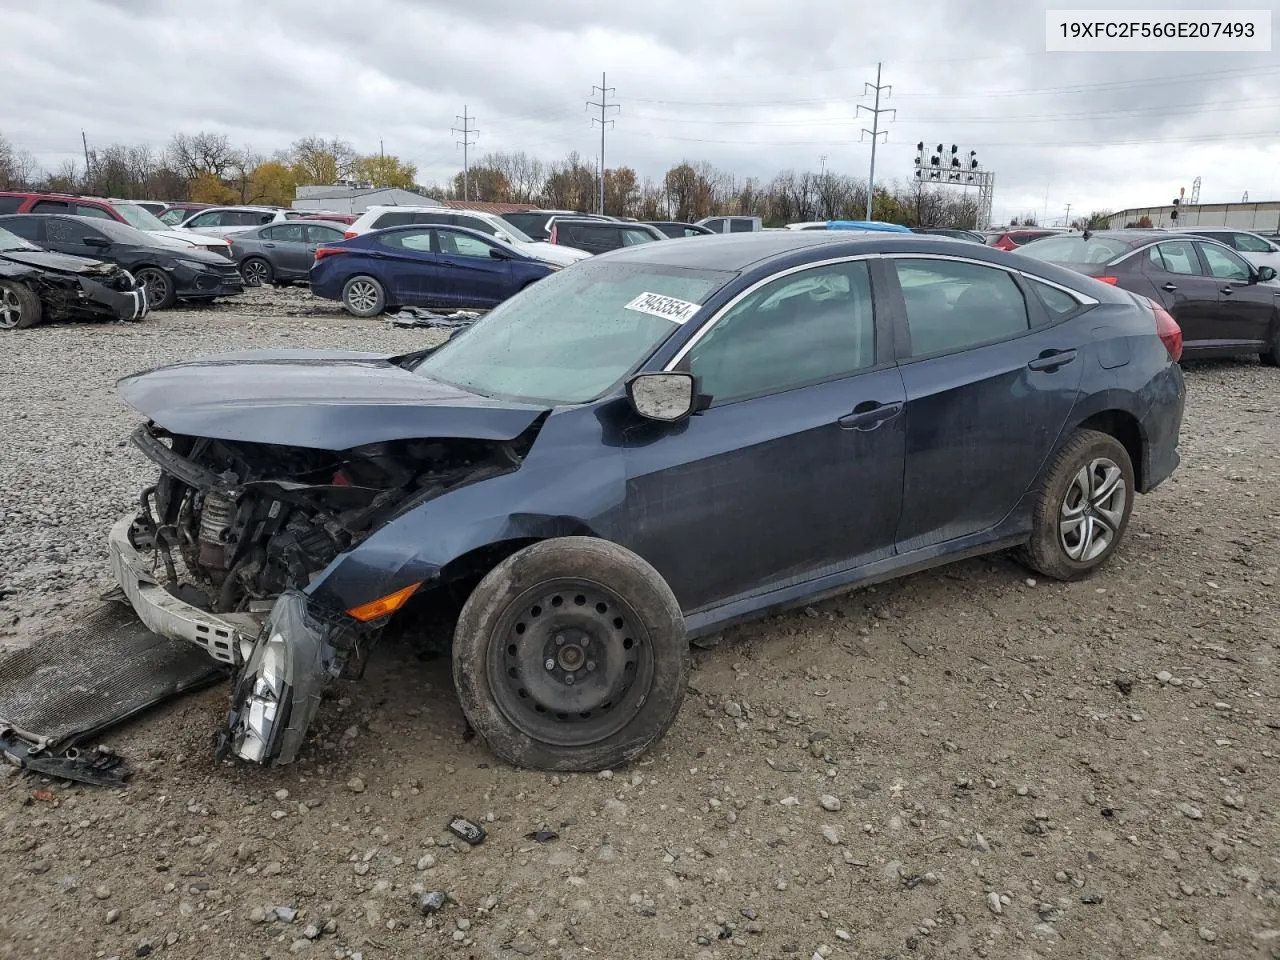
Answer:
[0, 602, 228, 752]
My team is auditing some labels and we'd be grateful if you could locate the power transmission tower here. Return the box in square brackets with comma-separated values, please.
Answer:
[857, 63, 895, 221]
[1190, 176, 1201, 205]
[452, 107, 478, 201]
[819, 155, 827, 177]
[587, 73, 619, 215]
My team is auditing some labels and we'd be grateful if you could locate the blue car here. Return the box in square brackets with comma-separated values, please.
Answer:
[309, 223, 558, 317]
[111, 232, 1184, 772]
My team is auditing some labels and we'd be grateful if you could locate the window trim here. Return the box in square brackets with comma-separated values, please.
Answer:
[1147, 239, 1204, 277]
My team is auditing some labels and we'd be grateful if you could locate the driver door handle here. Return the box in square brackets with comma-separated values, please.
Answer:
[838, 400, 903, 431]
[1027, 348, 1078, 372]
[1162, 282, 1177, 291]
[1221, 286, 1234, 295]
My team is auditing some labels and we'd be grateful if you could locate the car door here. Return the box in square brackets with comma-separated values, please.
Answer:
[259, 223, 310, 278]
[625, 259, 906, 612]
[43, 216, 111, 260]
[370, 228, 438, 302]
[1138, 240, 1222, 347]
[1196, 241, 1276, 348]
[431, 228, 513, 306]
[886, 255, 1085, 550]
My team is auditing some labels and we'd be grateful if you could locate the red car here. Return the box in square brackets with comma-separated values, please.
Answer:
[0, 192, 229, 255]
[984, 228, 1061, 251]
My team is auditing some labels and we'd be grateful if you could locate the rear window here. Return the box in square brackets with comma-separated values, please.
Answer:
[502, 213, 550, 236]
[31, 200, 70, 213]
[0, 197, 22, 214]
[1018, 236, 1129, 264]
[728, 218, 755, 233]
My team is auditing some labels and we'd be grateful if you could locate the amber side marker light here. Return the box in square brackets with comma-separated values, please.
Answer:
[347, 582, 422, 622]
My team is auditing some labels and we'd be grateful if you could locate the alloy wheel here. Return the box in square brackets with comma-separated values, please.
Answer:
[242, 259, 271, 286]
[345, 279, 380, 313]
[1059, 457, 1127, 562]
[0, 288, 23, 329]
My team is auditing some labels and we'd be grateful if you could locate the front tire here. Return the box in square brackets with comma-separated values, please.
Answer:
[134, 267, 176, 310]
[1261, 330, 1280, 367]
[342, 275, 385, 317]
[1025, 429, 1134, 581]
[0, 280, 43, 330]
[452, 537, 689, 772]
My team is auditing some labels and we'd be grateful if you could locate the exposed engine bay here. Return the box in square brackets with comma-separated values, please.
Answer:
[118, 421, 524, 763]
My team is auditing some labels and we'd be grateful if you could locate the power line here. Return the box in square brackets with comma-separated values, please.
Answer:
[858, 63, 894, 221]
[587, 72, 619, 215]
[615, 129, 1280, 149]
[451, 106, 478, 200]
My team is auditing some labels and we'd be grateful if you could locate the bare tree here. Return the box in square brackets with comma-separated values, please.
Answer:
[167, 132, 240, 181]
[288, 136, 357, 185]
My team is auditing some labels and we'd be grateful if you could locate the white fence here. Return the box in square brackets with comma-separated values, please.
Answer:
[1107, 201, 1280, 232]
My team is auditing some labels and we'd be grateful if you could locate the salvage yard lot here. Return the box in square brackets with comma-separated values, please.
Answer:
[0, 290, 1277, 960]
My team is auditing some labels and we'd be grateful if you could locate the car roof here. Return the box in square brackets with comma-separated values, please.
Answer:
[363, 204, 448, 214]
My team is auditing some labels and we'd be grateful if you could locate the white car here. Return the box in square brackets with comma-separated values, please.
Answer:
[177, 206, 289, 238]
[345, 205, 590, 267]
[784, 221, 829, 231]
[1183, 227, 1280, 274]
[108, 200, 232, 257]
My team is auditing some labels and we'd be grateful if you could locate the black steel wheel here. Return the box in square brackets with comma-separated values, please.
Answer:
[453, 537, 688, 771]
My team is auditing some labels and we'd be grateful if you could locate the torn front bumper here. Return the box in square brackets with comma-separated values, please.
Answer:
[81, 272, 148, 322]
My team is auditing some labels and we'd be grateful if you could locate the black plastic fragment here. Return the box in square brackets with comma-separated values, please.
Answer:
[447, 814, 486, 845]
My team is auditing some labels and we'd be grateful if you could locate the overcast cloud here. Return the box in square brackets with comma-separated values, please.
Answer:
[2, 0, 1277, 222]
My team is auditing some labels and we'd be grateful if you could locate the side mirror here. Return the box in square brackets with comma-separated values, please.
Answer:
[83, 236, 110, 249]
[627, 372, 699, 422]
[489, 248, 510, 260]
[1256, 265, 1276, 283]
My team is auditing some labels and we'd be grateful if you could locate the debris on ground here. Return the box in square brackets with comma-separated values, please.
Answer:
[388, 306, 484, 329]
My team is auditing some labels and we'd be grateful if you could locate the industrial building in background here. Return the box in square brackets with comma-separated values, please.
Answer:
[1106, 199, 1280, 231]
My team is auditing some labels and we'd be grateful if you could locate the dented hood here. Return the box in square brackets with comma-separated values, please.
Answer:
[0, 248, 119, 276]
[117, 348, 549, 450]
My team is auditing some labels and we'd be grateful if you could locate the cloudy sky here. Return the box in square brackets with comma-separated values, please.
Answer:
[2, 0, 1277, 223]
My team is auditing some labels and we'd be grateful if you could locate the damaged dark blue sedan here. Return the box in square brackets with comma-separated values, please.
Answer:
[109, 232, 1185, 771]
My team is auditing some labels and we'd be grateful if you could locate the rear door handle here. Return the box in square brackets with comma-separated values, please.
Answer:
[1162, 282, 1177, 291]
[1027, 348, 1078, 372]
[263, 242, 276, 248]
[1221, 286, 1234, 295]
[838, 401, 903, 431]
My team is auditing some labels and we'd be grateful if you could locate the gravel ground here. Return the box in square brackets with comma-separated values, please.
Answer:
[0, 289, 1276, 960]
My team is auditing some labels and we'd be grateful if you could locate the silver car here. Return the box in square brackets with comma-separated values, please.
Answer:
[178, 206, 289, 238]
[226, 220, 349, 286]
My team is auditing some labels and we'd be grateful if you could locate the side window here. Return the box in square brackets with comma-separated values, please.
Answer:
[583, 225, 620, 247]
[410, 212, 449, 227]
[728, 218, 755, 233]
[685, 261, 876, 405]
[74, 204, 113, 219]
[437, 230, 495, 258]
[621, 228, 656, 246]
[373, 212, 415, 229]
[702, 218, 725, 233]
[264, 224, 305, 242]
[0, 197, 22, 214]
[1199, 242, 1252, 281]
[894, 258, 1029, 357]
[455, 215, 498, 236]
[188, 211, 223, 227]
[2, 217, 41, 240]
[1232, 231, 1272, 253]
[45, 218, 81, 243]
[305, 225, 344, 243]
[1028, 279, 1081, 319]
[376, 229, 434, 252]
[1151, 241, 1201, 275]
[31, 200, 70, 213]
[159, 208, 186, 225]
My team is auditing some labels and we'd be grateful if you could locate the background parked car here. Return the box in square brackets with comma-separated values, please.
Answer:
[697, 215, 762, 233]
[226, 219, 349, 286]
[157, 202, 212, 225]
[177, 206, 289, 237]
[131, 201, 169, 217]
[546, 217, 665, 254]
[499, 209, 595, 240]
[984, 227, 1064, 251]
[0, 214, 244, 309]
[1018, 230, 1280, 365]
[309, 223, 557, 317]
[345, 206, 589, 266]
[646, 221, 715, 238]
[913, 227, 987, 243]
[0, 191, 230, 256]
[1181, 227, 1280, 274]
[0, 223, 146, 329]
[293, 210, 358, 225]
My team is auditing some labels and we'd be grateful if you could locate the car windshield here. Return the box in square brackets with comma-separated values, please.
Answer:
[1019, 235, 1130, 264]
[113, 202, 170, 231]
[87, 219, 155, 245]
[0, 226, 37, 251]
[416, 259, 736, 404]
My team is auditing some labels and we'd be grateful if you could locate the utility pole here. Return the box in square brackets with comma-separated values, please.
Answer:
[1063, 202, 1072, 227]
[819, 155, 827, 178]
[81, 130, 92, 183]
[587, 73, 618, 215]
[452, 107, 478, 201]
[857, 63, 894, 221]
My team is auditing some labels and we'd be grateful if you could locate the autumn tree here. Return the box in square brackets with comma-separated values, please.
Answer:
[481, 151, 546, 203]
[453, 165, 511, 202]
[351, 153, 418, 189]
[289, 136, 357, 185]
[603, 167, 639, 216]
[0, 132, 40, 190]
[663, 162, 715, 222]
[542, 153, 596, 211]
[189, 171, 239, 204]
[247, 161, 297, 207]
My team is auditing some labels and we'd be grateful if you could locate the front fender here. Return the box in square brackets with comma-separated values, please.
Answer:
[305, 418, 629, 612]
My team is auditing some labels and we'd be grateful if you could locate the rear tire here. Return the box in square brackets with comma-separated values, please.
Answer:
[1024, 429, 1134, 581]
[342, 275, 385, 317]
[240, 257, 274, 287]
[452, 537, 689, 772]
[0, 280, 42, 330]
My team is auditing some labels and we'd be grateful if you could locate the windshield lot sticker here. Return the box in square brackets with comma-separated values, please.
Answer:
[624, 292, 700, 325]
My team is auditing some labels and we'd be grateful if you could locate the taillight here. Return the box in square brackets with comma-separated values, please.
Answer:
[1149, 299, 1183, 362]
[313, 246, 346, 261]
[343, 230, 357, 239]
[1095, 276, 1119, 285]
[549, 225, 558, 244]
